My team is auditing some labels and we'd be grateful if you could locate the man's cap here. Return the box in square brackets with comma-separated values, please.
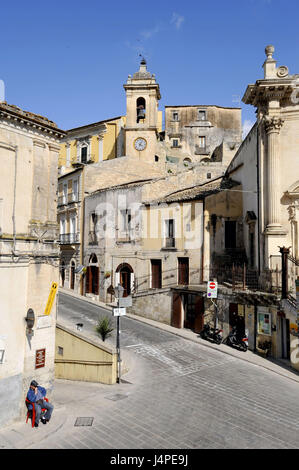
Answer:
[30, 380, 38, 387]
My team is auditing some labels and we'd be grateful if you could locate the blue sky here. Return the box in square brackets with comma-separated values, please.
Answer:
[1, 0, 299, 136]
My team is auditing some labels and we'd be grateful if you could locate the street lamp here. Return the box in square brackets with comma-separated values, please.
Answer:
[114, 284, 124, 383]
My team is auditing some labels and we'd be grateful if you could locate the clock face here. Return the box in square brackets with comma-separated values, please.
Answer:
[134, 137, 147, 151]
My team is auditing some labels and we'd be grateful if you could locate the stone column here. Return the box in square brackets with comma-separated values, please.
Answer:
[264, 116, 286, 234]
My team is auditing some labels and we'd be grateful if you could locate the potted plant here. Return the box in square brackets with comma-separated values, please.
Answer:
[95, 316, 114, 342]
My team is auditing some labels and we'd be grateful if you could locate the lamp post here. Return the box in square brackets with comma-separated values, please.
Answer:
[114, 283, 124, 384]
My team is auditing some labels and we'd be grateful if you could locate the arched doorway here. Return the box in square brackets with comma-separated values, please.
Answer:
[60, 261, 65, 288]
[86, 254, 99, 295]
[116, 263, 134, 297]
[70, 261, 75, 290]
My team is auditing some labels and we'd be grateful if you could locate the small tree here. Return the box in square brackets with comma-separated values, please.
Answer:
[95, 316, 114, 342]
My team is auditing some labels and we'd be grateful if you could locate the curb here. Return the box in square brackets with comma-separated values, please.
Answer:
[58, 288, 299, 385]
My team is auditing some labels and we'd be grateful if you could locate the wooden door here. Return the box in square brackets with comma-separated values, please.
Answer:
[70, 263, 75, 290]
[178, 258, 189, 285]
[194, 296, 204, 333]
[151, 260, 162, 288]
[120, 269, 131, 297]
[85, 266, 91, 293]
[91, 266, 99, 295]
[172, 293, 182, 328]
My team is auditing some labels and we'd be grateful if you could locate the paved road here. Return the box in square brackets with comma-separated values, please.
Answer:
[38, 292, 299, 449]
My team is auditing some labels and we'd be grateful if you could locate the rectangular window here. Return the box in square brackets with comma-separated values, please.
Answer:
[72, 179, 78, 202]
[89, 212, 98, 244]
[0, 350, 4, 364]
[66, 145, 71, 167]
[63, 183, 67, 204]
[198, 110, 206, 121]
[172, 139, 179, 148]
[165, 219, 175, 248]
[225, 221, 237, 249]
[198, 136, 206, 148]
[178, 257, 189, 285]
[120, 209, 131, 233]
[172, 112, 179, 121]
[151, 259, 162, 288]
[81, 146, 87, 163]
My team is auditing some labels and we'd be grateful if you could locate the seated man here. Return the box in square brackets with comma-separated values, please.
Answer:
[27, 380, 54, 427]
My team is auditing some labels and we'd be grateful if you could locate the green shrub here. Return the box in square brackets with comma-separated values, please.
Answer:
[95, 316, 114, 341]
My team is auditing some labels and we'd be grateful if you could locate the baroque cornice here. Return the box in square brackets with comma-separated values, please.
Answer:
[0, 107, 65, 139]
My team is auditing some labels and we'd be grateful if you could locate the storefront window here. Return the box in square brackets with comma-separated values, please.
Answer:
[257, 312, 271, 335]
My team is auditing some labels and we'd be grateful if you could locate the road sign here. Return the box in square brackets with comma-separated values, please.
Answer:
[112, 307, 126, 317]
[44, 282, 58, 316]
[118, 296, 132, 308]
[207, 280, 218, 299]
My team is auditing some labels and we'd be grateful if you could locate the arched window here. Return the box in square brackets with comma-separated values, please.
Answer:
[136, 97, 146, 123]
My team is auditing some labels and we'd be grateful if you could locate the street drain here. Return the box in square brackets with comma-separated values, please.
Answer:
[74, 417, 94, 427]
[105, 393, 128, 401]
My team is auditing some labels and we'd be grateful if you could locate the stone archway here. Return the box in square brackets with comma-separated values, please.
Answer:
[115, 263, 134, 297]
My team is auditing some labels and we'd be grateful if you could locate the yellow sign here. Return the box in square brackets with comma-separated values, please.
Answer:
[44, 282, 58, 316]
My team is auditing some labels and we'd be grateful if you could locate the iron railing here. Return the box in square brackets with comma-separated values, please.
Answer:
[59, 233, 80, 244]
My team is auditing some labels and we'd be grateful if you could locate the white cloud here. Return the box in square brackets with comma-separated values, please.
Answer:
[171, 12, 185, 30]
[140, 25, 161, 40]
[242, 119, 255, 139]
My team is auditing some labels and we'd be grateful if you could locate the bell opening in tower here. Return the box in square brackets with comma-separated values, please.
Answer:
[136, 97, 146, 123]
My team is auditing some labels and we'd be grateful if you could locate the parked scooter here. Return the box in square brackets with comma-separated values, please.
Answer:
[199, 323, 223, 345]
[224, 326, 248, 351]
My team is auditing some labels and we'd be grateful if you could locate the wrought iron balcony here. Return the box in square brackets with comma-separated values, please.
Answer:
[88, 231, 98, 245]
[163, 237, 176, 249]
[59, 233, 80, 244]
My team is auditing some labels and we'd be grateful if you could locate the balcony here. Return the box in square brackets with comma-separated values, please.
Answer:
[58, 194, 79, 207]
[58, 196, 67, 207]
[162, 237, 176, 250]
[59, 233, 80, 244]
[68, 193, 79, 204]
[88, 231, 98, 245]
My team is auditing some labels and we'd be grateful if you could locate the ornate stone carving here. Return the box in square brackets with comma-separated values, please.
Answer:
[277, 65, 289, 77]
[264, 115, 284, 133]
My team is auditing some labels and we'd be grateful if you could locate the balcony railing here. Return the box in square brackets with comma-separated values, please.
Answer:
[88, 231, 98, 245]
[59, 233, 80, 244]
[163, 237, 176, 249]
[210, 263, 281, 294]
[68, 193, 79, 203]
[58, 196, 67, 206]
[58, 194, 79, 206]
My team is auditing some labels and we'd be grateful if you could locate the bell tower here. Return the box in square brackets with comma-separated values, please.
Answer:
[123, 58, 161, 161]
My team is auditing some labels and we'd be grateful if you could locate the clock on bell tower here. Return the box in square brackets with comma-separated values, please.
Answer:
[123, 58, 161, 161]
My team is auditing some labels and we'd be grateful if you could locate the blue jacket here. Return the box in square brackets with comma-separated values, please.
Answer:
[26, 386, 47, 410]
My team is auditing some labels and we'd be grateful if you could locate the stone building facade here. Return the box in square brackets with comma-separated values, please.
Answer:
[0, 101, 64, 427]
[202, 46, 299, 370]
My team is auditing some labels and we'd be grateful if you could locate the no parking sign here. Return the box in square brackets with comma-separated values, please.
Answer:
[207, 281, 218, 299]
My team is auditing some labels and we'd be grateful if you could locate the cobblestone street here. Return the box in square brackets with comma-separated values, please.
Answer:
[2, 292, 299, 450]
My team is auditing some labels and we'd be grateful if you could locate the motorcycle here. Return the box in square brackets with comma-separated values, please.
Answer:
[199, 323, 223, 345]
[224, 326, 248, 351]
